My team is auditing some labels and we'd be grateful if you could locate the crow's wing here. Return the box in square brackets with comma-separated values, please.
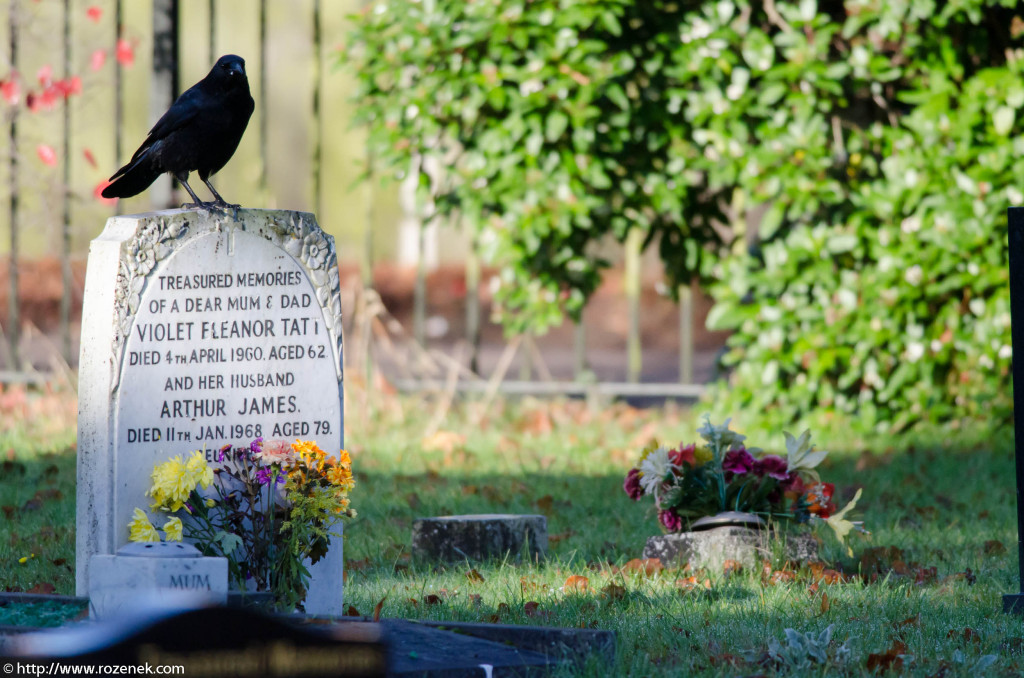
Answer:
[121, 84, 206, 167]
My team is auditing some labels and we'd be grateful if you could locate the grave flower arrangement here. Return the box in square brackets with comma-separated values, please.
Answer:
[128, 438, 355, 611]
[623, 418, 864, 551]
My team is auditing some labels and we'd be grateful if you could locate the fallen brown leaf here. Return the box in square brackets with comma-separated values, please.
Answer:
[984, 540, 1007, 556]
[892, 614, 921, 630]
[346, 604, 360, 616]
[865, 639, 907, 672]
[424, 594, 442, 606]
[372, 595, 387, 622]
[422, 430, 466, 453]
[601, 581, 626, 601]
[466, 569, 485, 583]
[27, 582, 55, 594]
[621, 558, 664, 576]
[722, 559, 743, 576]
[564, 575, 589, 592]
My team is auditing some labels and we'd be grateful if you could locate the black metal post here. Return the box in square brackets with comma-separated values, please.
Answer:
[151, 0, 178, 209]
[6, 0, 20, 371]
[1004, 206, 1024, 614]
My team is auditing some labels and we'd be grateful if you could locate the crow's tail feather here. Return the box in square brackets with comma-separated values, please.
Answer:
[101, 151, 162, 199]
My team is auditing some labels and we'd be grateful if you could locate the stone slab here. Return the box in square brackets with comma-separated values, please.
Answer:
[76, 208, 345, 615]
[643, 527, 818, 571]
[88, 552, 228, 619]
[383, 620, 555, 677]
[412, 514, 547, 562]
[417, 620, 615, 669]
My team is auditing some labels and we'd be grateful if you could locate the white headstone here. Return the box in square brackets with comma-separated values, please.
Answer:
[76, 208, 345, 615]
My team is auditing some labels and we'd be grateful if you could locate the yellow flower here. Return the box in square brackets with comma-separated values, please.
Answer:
[148, 452, 213, 511]
[148, 455, 192, 512]
[186, 450, 214, 490]
[163, 516, 183, 542]
[327, 463, 354, 491]
[128, 508, 161, 543]
[636, 439, 661, 467]
[205, 498, 216, 508]
[18, 553, 35, 564]
[694, 446, 713, 464]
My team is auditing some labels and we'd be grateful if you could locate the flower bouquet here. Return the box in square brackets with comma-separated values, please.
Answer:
[623, 418, 864, 553]
[128, 437, 356, 611]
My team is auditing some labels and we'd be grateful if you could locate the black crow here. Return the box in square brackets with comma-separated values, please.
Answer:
[102, 54, 254, 208]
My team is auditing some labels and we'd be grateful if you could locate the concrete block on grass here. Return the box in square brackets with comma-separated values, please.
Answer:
[412, 514, 547, 562]
[643, 527, 818, 571]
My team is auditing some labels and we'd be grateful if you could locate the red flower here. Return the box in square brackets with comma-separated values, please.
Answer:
[805, 482, 836, 518]
[754, 454, 789, 480]
[623, 468, 643, 500]
[86, 6, 103, 22]
[722, 447, 755, 475]
[37, 64, 52, 86]
[658, 508, 683, 533]
[781, 471, 805, 496]
[668, 443, 696, 467]
[83, 148, 97, 168]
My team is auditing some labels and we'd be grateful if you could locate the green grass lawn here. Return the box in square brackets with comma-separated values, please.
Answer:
[3, 384, 1024, 676]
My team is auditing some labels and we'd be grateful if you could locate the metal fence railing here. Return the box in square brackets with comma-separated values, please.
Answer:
[1, 0, 710, 399]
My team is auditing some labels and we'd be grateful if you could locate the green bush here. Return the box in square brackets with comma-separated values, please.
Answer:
[703, 0, 1022, 432]
[346, 0, 1024, 431]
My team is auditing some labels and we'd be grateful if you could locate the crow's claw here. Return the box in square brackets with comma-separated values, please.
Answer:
[180, 201, 215, 211]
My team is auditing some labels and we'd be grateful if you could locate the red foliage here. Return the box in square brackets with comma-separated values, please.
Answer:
[1, 77, 21, 105]
[94, 180, 117, 205]
[90, 49, 106, 72]
[36, 144, 57, 167]
[116, 39, 134, 67]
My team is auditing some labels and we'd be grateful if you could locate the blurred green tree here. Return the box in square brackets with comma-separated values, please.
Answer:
[346, 0, 1024, 431]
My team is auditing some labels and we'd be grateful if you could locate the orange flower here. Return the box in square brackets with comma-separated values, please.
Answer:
[805, 482, 836, 518]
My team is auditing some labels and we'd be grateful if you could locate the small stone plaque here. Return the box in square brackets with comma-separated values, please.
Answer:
[76, 208, 345, 615]
[412, 514, 547, 562]
[88, 543, 228, 619]
[643, 527, 818, 571]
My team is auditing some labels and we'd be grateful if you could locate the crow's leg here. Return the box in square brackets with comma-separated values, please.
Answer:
[202, 178, 241, 211]
[175, 172, 212, 209]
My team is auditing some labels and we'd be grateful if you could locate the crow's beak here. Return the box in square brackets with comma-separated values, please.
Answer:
[228, 66, 244, 78]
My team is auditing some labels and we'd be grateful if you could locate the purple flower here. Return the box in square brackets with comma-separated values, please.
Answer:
[623, 468, 644, 500]
[250, 437, 264, 455]
[754, 454, 789, 480]
[722, 448, 755, 475]
[217, 444, 231, 463]
[255, 467, 274, 485]
[658, 509, 684, 533]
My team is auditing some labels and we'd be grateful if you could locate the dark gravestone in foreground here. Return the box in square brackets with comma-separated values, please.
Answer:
[10, 606, 386, 677]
